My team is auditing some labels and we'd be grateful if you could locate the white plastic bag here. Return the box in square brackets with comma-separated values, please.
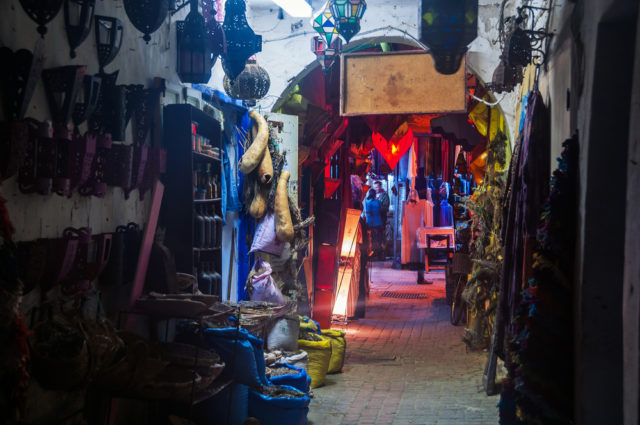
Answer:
[250, 213, 285, 256]
[267, 316, 300, 352]
[249, 257, 285, 305]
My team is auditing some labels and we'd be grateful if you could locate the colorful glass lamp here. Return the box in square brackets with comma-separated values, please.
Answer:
[311, 35, 342, 73]
[330, 0, 366, 43]
[420, 0, 478, 75]
[311, 1, 340, 45]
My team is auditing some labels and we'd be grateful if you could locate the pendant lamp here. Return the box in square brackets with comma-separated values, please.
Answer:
[95, 15, 124, 74]
[223, 59, 270, 105]
[330, 0, 366, 43]
[311, 1, 339, 45]
[222, 0, 262, 80]
[19, 0, 63, 37]
[177, 0, 213, 83]
[123, 0, 169, 43]
[64, 0, 95, 58]
[311, 35, 342, 73]
[202, 0, 226, 63]
[420, 0, 478, 75]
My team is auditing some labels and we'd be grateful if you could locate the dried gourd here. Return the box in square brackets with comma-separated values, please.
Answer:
[275, 171, 294, 242]
[249, 186, 268, 219]
[239, 110, 268, 174]
[257, 147, 273, 184]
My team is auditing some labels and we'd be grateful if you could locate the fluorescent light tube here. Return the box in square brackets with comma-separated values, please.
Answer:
[271, 0, 312, 17]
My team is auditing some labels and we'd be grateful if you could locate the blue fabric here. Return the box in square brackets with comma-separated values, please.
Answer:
[248, 384, 310, 425]
[223, 133, 242, 213]
[364, 198, 383, 227]
[438, 199, 454, 227]
[237, 213, 253, 302]
[268, 364, 311, 393]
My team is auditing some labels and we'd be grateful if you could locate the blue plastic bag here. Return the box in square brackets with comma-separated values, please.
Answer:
[203, 327, 269, 387]
[269, 364, 311, 393]
[248, 385, 311, 425]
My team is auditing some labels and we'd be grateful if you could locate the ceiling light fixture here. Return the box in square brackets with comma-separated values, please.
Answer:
[271, 0, 312, 17]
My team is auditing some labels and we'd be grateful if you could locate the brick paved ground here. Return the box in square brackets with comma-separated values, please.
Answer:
[307, 263, 499, 425]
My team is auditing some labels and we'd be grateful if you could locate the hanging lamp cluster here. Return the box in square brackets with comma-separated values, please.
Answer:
[309, 0, 366, 72]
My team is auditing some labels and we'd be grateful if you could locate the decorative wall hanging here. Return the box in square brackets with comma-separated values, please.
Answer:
[177, 0, 213, 83]
[68, 131, 96, 193]
[221, 0, 262, 80]
[0, 41, 44, 120]
[371, 124, 414, 170]
[72, 74, 102, 130]
[88, 70, 118, 134]
[64, 0, 96, 58]
[330, 0, 366, 43]
[123, 0, 170, 43]
[420, 0, 478, 74]
[132, 87, 163, 146]
[311, 35, 342, 73]
[95, 15, 124, 73]
[223, 59, 270, 105]
[19, 0, 64, 37]
[311, 1, 340, 45]
[42, 66, 87, 134]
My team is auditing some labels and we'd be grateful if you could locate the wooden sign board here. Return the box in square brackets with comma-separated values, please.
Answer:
[340, 51, 467, 116]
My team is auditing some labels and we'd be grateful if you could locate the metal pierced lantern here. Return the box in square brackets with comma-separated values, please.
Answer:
[123, 0, 169, 43]
[19, 0, 64, 37]
[0, 41, 44, 120]
[311, 1, 340, 45]
[223, 60, 270, 105]
[177, 0, 213, 83]
[222, 0, 262, 80]
[202, 0, 226, 61]
[42, 66, 86, 132]
[72, 74, 102, 129]
[311, 35, 342, 73]
[95, 15, 124, 74]
[64, 0, 95, 58]
[420, 0, 478, 75]
[330, 0, 366, 44]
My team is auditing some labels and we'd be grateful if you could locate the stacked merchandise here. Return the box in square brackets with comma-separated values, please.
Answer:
[499, 136, 578, 425]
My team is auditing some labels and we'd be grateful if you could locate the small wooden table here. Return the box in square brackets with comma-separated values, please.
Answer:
[416, 227, 455, 273]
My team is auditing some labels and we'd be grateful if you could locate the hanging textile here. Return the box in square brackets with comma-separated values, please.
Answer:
[441, 137, 450, 182]
[495, 89, 550, 360]
[499, 135, 578, 425]
[438, 199, 453, 227]
[407, 141, 418, 191]
[401, 198, 426, 265]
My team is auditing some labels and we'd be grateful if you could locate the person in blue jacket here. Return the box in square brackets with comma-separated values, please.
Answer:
[364, 188, 383, 258]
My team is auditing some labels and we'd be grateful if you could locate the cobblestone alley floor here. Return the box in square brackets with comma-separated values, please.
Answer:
[307, 263, 499, 425]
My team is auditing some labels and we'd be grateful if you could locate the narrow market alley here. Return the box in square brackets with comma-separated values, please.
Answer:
[308, 263, 498, 425]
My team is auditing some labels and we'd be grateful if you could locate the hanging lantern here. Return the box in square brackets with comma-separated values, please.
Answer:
[311, 1, 339, 45]
[42, 66, 87, 133]
[19, 0, 64, 37]
[311, 35, 342, 73]
[222, 0, 262, 80]
[64, 0, 95, 58]
[330, 0, 366, 44]
[420, 0, 478, 75]
[95, 15, 124, 74]
[223, 59, 270, 105]
[72, 74, 102, 130]
[202, 0, 226, 64]
[504, 27, 532, 68]
[177, 0, 213, 83]
[123, 0, 169, 43]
